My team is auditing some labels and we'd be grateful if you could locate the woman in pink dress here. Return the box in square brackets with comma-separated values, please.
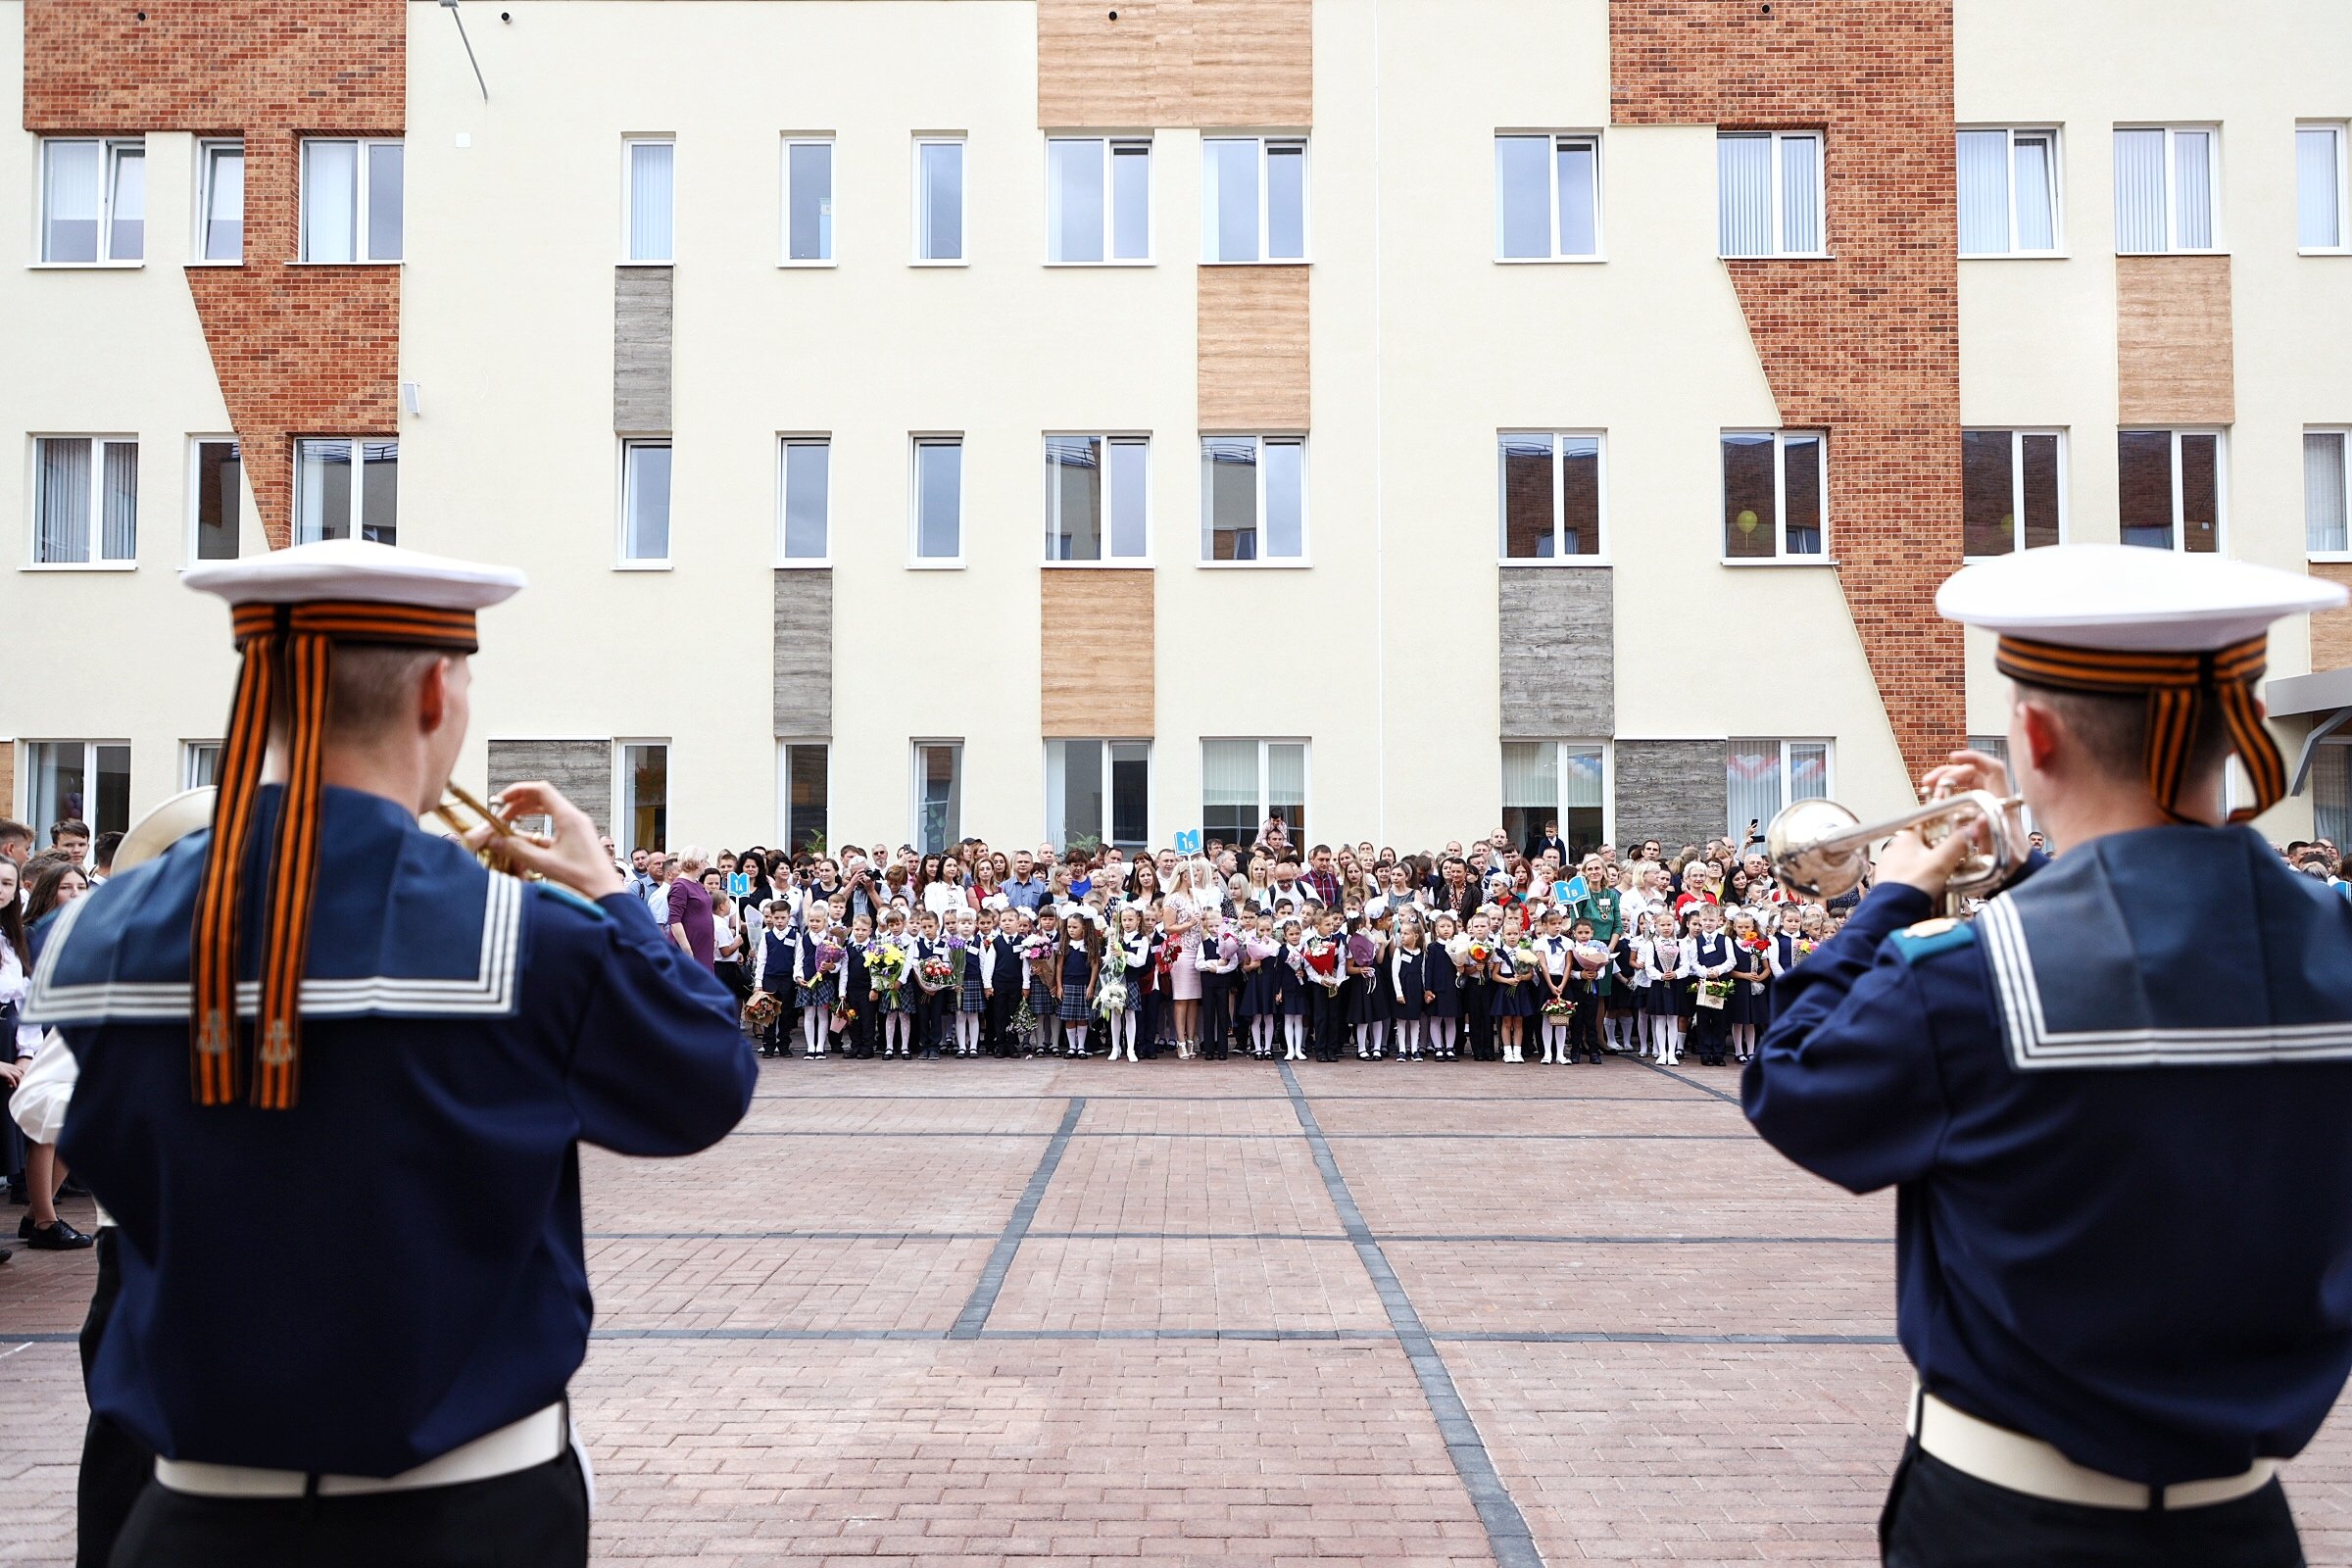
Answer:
[1163, 863, 1203, 1058]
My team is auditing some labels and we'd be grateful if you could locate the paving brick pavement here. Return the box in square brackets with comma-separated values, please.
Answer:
[5, 1055, 2352, 1565]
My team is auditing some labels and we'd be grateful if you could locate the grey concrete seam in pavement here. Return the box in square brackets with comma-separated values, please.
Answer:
[948, 1095, 1086, 1339]
[1279, 1063, 1547, 1568]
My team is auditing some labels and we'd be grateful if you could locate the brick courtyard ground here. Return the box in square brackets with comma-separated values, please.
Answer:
[6, 1054, 2352, 1565]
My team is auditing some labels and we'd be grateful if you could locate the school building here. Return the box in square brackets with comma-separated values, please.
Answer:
[4, 0, 2350, 858]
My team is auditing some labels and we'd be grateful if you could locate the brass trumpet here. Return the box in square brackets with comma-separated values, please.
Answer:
[116, 782, 539, 875]
[1766, 786, 2030, 906]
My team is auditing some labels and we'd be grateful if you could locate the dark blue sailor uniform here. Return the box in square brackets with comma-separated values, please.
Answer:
[1745, 825, 2352, 1549]
[24, 786, 755, 1482]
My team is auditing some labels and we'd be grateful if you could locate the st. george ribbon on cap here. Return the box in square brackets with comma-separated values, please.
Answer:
[179, 540, 526, 1109]
[1936, 544, 2347, 826]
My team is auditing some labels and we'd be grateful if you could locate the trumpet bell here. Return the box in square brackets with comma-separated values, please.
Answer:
[1765, 797, 1871, 900]
[116, 786, 220, 873]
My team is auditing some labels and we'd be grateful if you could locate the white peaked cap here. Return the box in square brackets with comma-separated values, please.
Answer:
[1936, 544, 2344, 652]
[183, 538, 526, 611]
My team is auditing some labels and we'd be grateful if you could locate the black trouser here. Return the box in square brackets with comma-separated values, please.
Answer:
[1462, 984, 1494, 1059]
[1568, 990, 1604, 1061]
[916, 992, 949, 1054]
[1200, 976, 1230, 1058]
[1137, 990, 1163, 1059]
[1881, 1447, 2302, 1568]
[109, 1449, 591, 1568]
[985, 989, 1018, 1055]
[79, 1228, 151, 1568]
[1309, 988, 1346, 1061]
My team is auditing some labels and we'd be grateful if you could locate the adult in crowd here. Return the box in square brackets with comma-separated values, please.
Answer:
[665, 848, 717, 967]
[19, 857, 89, 1251]
[50, 818, 91, 866]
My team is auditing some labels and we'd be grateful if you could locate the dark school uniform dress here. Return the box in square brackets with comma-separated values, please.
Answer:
[1276, 945, 1311, 1017]
[1766, 932, 1805, 1027]
[1490, 953, 1537, 1017]
[796, 931, 840, 1009]
[1728, 940, 1772, 1029]
[1058, 945, 1094, 1021]
[1390, 950, 1429, 1022]
[1240, 944, 1282, 1017]
[839, 942, 873, 1054]
[1425, 944, 1461, 1019]
[1639, 941, 1678, 1018]
[959, 945, 987, 1014]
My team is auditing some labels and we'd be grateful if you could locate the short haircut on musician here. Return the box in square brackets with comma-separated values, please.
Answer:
[2017, 681, 2232, 788]
[267, 646, 451, 746]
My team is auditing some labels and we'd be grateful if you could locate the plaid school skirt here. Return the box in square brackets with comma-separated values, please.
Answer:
[1059, 983, 1093, 1021]
[961, 961, 987, 1012]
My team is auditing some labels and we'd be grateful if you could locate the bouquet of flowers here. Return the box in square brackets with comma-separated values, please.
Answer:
[1346, 932, 1378, 974]
[830, 1002, 858, 1033]
[1737, 934, 1771, 956]
[1096, 977, 1129, 1017]
[946, 935, 969, 991]
[1698, 977, 1735, 1010]
[1244, 934, 1279, 965]
[1011, 998, 1040, 1050]
[1794, 938, 1817, 959]
[802, 942, 845, 990]
[1511, 943, 1542, 975]
[1300, 936, 1345, 992]
[1448, 935, 1494, 968]
[1215, 930, 1243, 973]
[867, 941, 911, 1007]
[1574, 939, 1611, 975]
[1020, 931, 1054, 965]
[919, 954, 955, 990]
[1541, 998, 1575, 1020]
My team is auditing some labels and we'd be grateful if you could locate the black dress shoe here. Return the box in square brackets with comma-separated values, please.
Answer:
[24, 1219, 93, 1250]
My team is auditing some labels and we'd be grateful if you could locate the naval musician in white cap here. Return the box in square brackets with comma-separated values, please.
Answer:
[21, 540, 756, 1567]
[1745, 544, 2352, 1567]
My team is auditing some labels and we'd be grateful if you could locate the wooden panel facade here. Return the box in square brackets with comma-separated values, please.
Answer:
[1041, 570, 1155, 736]
[2117, 256, 2235, 424]
[1035, 0, 1308, 127]
[1197, 265, 1310, 428]
[1188, 0, 1313, 127]
[2314, 564, 2352, 674]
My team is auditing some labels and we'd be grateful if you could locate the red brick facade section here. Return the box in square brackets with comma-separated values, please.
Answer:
[1611, 0, 1963, 782]
[24, 2, 404, 548]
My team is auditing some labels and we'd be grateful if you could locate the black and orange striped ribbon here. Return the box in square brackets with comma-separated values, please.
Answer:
[1994, 632, 2283, 826]
[190, 600, 479, 1109]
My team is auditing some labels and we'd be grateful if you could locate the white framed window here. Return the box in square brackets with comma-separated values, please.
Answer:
[182, 740, 222, 790]
[624, 137, 674, 263]
[1727, 739, 1832, 841]
[2304, 430, 2349, 559]
[40, 137, 143, 265]
[2314, 740, 2350, 851]
[2113, 126, 2218, 254]
[1200, 436, 1304, 564]
[1046, 435, 1150, 563]
[1494, 133, 1600, 260]
[2298, 123, 2349, 254]
[1501, 742, 1610, 860]
[1497, 432, 1605, 561]
[782, 137, 834, 264]
[1721, 430, 1826, 561]
[914, 136, 964, 263]
[294, 438, 397, 546]
[195, 139, 244, 264]
[1047, 739, 1152, 852]
[2118, 428, 2224, 553]
[912, 437, 963, 564]
[912, 741, 963, 854]
[1201, 739, 1307, 846]
[31, 436, 137, 566]
[1203, 137, 1307, 263]
[778, 437, 831, 564]
[189, 437, 242, 562]
[1957, 127, 2060, 256]
[1046, 136, 1152, 263]
[24, 741, 132, 839]
[777, 741, 830, 854]
[621, 439, 672, 564]
[1962, 429, 2065, 558]
[1718, 131, 1823, 258]
[300, 138, 403, 263]
[618, 740, 668, 858]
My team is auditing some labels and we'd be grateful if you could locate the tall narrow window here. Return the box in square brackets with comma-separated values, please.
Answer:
[1201, 740, 1306, 846]
[25, 743, 132, 839]
[1047, 136, 1152, 263]
[1501, 742, 1609, 859]
[192, 438, 241, 561]
[779, 438, 831, 562]
[2314, 743, 2351, 852]
[1727, 740, 1831, 840]
[1957, 128, 2059, 255]
[913, 742, 962, 854]
[41, 138, 144, 264]
[622, 440, 672, 563]
[2299, 124, 2348, 252]
[1496, 433, 1604, 560]
[198, 140, 244, 262]
[1046, 436, 1150, 562]
[1494, 134, 1601, 259]
[1721, 431, 1826, 560]
[1718, 131, 1823, 257]
[915, 137, 964, 262]
[913, 438, 962, 562]
[620, 742, 668, 858]
[783, 138, 834, 263]
[2113, 126, 2217, 254]
[295, 438, 398, 546]
[301, 138, 403, 262]
[1201, 437, 1305, 563]
[2308, 431, 2349, 556]
[32, 437, 138, 565]
[625, 139, 674, 262]
[2118, 429, 2223, 553]
[781, 743, 829, 853]
[1047, 740, 1151, 852]
[1961, 429, 2065, 557]
[1203, 137, 1307, 263]
[183, 741, 222, 790]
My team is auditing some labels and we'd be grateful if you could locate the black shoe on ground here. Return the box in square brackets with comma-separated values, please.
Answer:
[24, 1219, 93, 1250]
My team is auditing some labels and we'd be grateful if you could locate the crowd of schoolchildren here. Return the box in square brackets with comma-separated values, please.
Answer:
[621, 814, 1863, 1071]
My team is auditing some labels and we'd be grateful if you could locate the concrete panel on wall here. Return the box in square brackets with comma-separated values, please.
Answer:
[1498, 569, 1613, 737]
[774, 569, 834, 738]
[614, 267, 674, 432]
[2315, 564, 2352, 673]
[487, 740, 612, 836]
[1041, 570, 1154, 736]
[1036, 0, 1309, 127]
[1198, 265, 1309, 429]
[1614, 740, 1726, 853]
[2116, 256, 2234, 424]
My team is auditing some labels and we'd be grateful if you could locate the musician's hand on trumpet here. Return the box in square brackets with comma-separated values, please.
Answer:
[1879, 748, 2025, 902]
[459, 781, 627, 901]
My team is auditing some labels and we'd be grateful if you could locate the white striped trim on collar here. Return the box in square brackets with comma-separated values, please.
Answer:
[1980, 896, 2352, 1070]
[24, 873, 524, 1024]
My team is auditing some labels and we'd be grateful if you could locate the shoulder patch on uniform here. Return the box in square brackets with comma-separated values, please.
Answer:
[531, 881, 612, 922]
[1886, 916, 1977, 964]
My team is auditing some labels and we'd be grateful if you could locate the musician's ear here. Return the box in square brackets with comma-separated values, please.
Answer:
[2015, 696, 2064, 777]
